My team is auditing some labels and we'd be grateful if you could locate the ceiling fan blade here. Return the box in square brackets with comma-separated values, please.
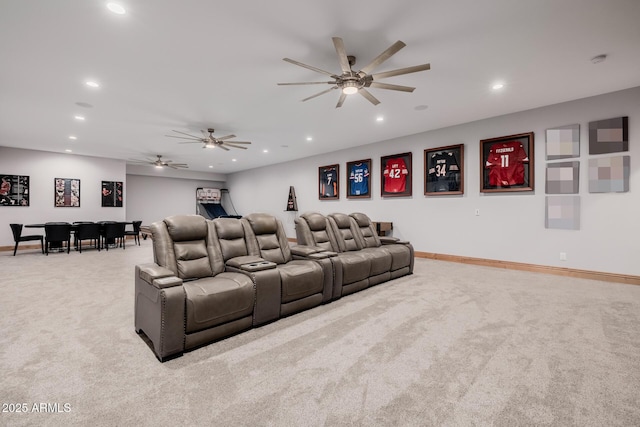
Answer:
[216, 134, 237, 141]
[171, 130, 203, 139]
[332, 37, 352, 73]
[165, 135, 205, 141]
[358, 88, 381, 106]
[372, 63, 431, 80]
[223, 143, 248, 150]
[369, 81, 416, 92]
[218, 145, 230, 151]
[277, 81, 336, 86]
[177, 141, 204, 144]
[360, 41, 406, 75]
[336, 92, 347, 108]
[301, 86, 338, 102]
[283, 58, 337, 77]
[223, 140, 251, 144]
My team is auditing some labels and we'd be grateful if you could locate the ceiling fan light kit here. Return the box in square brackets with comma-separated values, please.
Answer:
[278, 37, 430, 108]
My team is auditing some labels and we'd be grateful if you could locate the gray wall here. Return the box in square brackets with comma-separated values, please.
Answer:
[0, 147, 126, 245]
[226, 87, 640, 276]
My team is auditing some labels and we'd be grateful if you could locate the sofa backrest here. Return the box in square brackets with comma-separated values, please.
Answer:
[150, 214, 223, 279]
[210, 217, 250, 262]
[295, 212, 339, 252]
[349, 212, 382, 248]
[327, 213, 363, 252]
[242, 213, 292, 265]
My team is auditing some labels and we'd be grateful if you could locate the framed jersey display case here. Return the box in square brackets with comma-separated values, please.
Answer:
[480, 132, 534, 193]
[381, 152, 412, 197]
[346, 158, 371, 199]
[424, 144, 464, 195]
[0, 174, 29, 206]
[318, 164, 339, 200]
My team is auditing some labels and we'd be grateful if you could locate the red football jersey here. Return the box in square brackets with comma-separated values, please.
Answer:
[485, 141, 528, 186]
[383, 158, 408, 192]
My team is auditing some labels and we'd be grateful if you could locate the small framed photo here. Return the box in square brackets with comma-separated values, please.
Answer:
[54, 178, 80, 207]
[318, 164, 339, 200]
[424, 144, 464, 195]
[346, 158, 371, 199]
[381, 152, 412, 197]
[102, 181, 123, 207]
[480, 132, 534, 193]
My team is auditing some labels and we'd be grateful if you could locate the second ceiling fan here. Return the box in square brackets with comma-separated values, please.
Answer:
[166, 128, 251, 151]
[278, 37, 430, 108]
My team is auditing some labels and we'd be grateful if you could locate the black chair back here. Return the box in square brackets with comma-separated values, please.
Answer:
[102, 222, 126, 250]
[76, 222, 102, 253]
[45, 223, 72, 255]
[10, 223, 22, 241]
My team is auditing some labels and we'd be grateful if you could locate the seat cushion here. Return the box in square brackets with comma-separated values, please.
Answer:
[360, 247, 392, 276]
[337, 252, 371, 285]
[277, 260, 323, 303]
[184, 273, 255, 334]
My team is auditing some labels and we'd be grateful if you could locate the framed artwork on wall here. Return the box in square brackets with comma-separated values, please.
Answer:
[54, 178, 80, 207]
[480, 132, 534, 193]
[318, 164, 339, 200]
[102, 181, 123, 207]
[588, 116, 628, 154]
[1, 174, 29, 206]
[424, 144, 464, 195]
[381, 152, 412, 197]
[346, 158, 371, 199]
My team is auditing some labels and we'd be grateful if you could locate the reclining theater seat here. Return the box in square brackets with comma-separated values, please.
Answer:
[296, 212, 371, 298]
[242, 213, 327, 317]
[349, 212, 414, 278]
[134, 215, 256, 361]
[328, 213, 392, 287]
[209, 217, 281, 325]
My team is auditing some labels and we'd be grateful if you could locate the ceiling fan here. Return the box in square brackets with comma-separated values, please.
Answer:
[129, 155, 189, 169]
[166, 128, 251, 151]
[278, 37, 430, 108]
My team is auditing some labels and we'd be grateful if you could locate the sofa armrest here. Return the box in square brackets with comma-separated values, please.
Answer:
[380, 236, 410, 245]
[137, 264, 183, 289]
[226, 255, 277, 272]
[291, 245, 337, 259]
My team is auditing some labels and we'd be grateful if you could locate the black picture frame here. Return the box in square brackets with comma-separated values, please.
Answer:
[54, 178, 80, 207]
[346, 158, 372, 199]
[102, 181, 123, 207]
[318, 164, 339, 200]
[424, 144, 464, 195]
[480, 132, 534, 193]
[381, 152, 412, 197]
[0, 174, 29, 206]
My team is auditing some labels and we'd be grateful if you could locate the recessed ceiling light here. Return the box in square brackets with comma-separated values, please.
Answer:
[492, 83, 504, 90]
[232, 159, 237, 162]
[85, 81, 100, 88]
[69, 136, 77, 140]
[107, 3, 126, 14]
[65, 149, 72, 153]
[376, 116, 384, 122]
[208, 165, 213, 168]
[306, 137, 313, 141]
[263, 149, 268, 153]
[74, 115, 85, 121]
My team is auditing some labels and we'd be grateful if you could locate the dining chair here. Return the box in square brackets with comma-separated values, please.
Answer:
[44, 222, 72, 255]
[75, 222, 102, 253]
[102, 222, 126, 250]
[10, 223, 44, 256]
[124, 220, 142, 246]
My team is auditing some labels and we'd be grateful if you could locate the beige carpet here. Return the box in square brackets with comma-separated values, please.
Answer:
[1, 242, 639, 426]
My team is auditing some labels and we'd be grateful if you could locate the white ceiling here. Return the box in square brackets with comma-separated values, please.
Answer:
[1, 0, 639, 174]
